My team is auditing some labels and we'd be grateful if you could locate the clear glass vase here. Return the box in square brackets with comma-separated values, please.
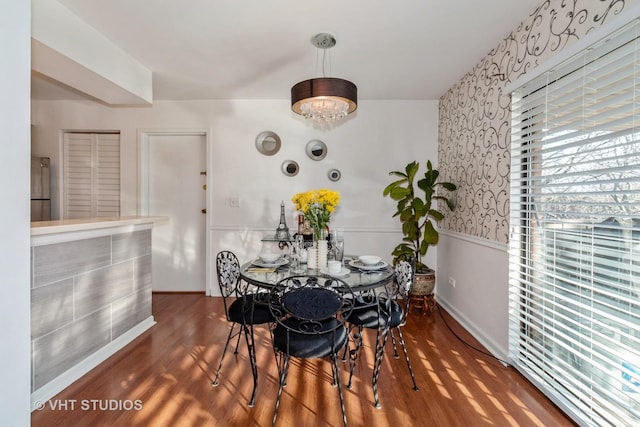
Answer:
[312, 225, 328, 241]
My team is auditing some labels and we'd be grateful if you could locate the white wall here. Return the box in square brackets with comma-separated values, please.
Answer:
[0, 0, 32, 424]
[31, 98, 439, 294]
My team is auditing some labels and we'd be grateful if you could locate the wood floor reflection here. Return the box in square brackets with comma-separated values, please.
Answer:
[32, 293, 576, 426]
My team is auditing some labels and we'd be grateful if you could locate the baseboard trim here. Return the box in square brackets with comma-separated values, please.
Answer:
[31, 316, 156, 411]
[152, 291, 206, 294]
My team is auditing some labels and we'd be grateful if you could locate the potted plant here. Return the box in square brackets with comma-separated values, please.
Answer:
[383, 160, 456, 297]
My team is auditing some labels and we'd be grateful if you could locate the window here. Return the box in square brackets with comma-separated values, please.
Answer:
[509, 20, 640, 426]
[63, 132, 121, 219]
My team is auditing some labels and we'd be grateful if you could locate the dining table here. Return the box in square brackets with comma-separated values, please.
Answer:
[239, 254, 396, 408]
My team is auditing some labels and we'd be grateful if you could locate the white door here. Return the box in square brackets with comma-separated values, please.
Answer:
[147, 133, 206, 292]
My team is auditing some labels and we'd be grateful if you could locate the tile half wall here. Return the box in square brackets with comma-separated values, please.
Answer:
[31, 227, 153, 393]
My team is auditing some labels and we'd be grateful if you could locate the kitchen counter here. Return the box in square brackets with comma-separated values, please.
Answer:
[30, 215, 168, 410]
[31, 215, 169, 236]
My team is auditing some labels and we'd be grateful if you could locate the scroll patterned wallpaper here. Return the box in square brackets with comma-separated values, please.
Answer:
[438, 0, 634, 244]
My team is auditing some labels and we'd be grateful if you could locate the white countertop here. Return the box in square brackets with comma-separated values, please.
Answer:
[31, 215, 169, 236]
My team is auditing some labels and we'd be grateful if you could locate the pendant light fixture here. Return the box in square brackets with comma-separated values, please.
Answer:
[291, 33, 357, 124]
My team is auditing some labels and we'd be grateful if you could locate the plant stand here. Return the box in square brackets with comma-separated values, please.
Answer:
[409, 293, 435, 315]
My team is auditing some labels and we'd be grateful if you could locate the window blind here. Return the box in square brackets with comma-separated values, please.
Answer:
[509, 20, 640, 426]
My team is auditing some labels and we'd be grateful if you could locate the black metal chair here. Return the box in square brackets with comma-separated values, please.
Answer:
[268, 275, 354, 427]
[212, 251, 273, 407]
[346, 259, 419, 408]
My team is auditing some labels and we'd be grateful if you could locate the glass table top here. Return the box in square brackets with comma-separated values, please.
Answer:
[240, 255, 394, 291]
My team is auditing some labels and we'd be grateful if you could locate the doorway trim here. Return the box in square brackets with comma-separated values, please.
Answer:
[138, 129, 212, 295]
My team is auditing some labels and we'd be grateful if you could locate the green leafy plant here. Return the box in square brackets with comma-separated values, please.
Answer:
[383, 160, 457, 271]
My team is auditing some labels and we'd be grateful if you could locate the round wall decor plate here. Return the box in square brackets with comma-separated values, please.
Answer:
[328, 168, 341, 181]
[281, 160, 299, 176]
[255, 131, 281, 156]
[306, 139, 327, 160]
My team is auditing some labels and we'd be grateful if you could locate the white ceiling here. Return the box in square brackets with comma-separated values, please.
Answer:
[32, 0, 540, 102]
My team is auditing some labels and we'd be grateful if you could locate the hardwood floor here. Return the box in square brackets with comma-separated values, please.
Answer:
[32, 293, 575, 426]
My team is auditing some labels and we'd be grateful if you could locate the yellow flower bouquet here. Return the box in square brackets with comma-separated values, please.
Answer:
[292, 189, 340, 240]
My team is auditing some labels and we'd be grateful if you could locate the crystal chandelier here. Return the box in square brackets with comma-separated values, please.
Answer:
[291, 33, 357, 124]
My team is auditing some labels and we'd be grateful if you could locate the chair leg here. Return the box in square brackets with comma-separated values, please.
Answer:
[340, 336, 349, 362]
[371, 327, 390, 409]
[212, 322, 239, 386]
[272, 354, 290, 427]
[394, 326, 419, 391]
[233, 322, 243, 354]
[330, 353, 338, 387]
[346, 324, 363, 389]
[242, 324, 259, 406]
[331, 353, 348, 427]
[389, 329, 400, 359]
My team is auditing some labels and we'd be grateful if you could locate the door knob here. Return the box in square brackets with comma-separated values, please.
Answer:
[201, 209, 207, 214]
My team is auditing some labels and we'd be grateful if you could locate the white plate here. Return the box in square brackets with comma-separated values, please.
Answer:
[319, 267, 351, 277]
[349, 259, 388, 271]
[251, 258, 288, 268]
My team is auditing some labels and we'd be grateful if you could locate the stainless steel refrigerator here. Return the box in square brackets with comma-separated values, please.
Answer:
[31, 156, 51, 221]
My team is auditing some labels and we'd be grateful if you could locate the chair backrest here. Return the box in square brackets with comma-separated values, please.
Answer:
[393, 259, 415, 322]
[394, 260, 414, 299]
[269, 275, 354, 338]
[216, 250, 241, 300]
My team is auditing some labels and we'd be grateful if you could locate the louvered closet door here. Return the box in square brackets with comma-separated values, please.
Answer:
[63, 132, 121, 219]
